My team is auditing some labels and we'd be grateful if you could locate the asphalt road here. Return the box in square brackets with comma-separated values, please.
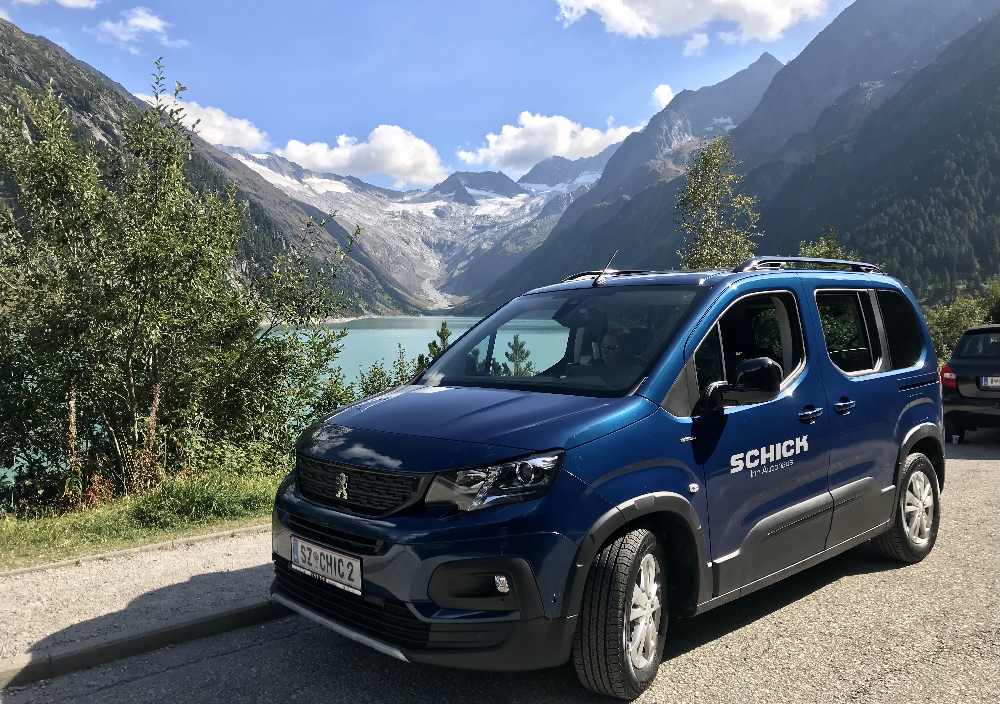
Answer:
[6, 433, 999, 704]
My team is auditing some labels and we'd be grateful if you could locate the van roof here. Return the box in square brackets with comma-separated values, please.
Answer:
[526, 256, 896, 296]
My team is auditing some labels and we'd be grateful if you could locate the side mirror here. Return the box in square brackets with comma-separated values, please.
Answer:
[703, 357, 783, 410]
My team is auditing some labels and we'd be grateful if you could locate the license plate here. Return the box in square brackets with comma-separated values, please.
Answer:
[982, 376, 1000, 389]
[290, 536, 362, 595]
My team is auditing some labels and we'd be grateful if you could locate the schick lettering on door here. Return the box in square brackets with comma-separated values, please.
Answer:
[730, 435, 809, 475]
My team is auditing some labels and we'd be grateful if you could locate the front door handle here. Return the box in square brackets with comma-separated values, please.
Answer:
[798, 406, 824, 423]
[833, 398, 856, 415]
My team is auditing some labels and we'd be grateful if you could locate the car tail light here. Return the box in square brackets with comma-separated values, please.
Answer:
[940, 364, 958, 391]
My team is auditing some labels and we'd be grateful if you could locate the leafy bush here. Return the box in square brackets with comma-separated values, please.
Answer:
[985, 277, 1000, 323]
[0, 67, 353, 511]
[129, 470, 282, 530]
[925, 294, 988, 360]
[798, 226, 860, 262]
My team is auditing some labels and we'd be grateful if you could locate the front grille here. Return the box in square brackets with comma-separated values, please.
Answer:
[286, 513, 386, 556]
[273, 558, 510, 651]
[296, 454, 423, 516]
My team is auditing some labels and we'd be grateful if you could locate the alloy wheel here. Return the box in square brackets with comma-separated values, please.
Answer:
[902, 469, 934, 547]
[626, 552, 662, 671]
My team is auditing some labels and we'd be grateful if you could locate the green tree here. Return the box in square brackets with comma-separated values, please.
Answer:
[503, 335, 535, 377]
[415, 321, 452, 372]
[984, 277, 1000, 323]
[925, 294, 988, 360]
[0, 68, 353, 508]
[798, 225, 860, 261]
[676, 137, 761, 270]
[356, 345, 417, 398]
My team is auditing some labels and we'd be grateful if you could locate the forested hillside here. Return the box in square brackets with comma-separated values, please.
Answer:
[762, 9, 1000, 297]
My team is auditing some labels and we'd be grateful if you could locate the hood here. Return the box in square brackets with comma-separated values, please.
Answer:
[304, 385, 656, 464]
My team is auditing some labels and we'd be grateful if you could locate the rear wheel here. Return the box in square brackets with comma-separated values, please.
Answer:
[873, 452, 940, 563]
[572, 529, 667, 700]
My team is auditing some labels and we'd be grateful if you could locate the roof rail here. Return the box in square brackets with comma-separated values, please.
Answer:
[736, 256, 882, 273]
[560, 269, 654, 282]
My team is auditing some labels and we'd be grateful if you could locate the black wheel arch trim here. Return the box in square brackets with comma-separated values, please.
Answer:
[563, 492, 712, 619]
[899, 422, 945, 492]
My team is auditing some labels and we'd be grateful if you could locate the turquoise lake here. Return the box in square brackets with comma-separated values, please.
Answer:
[332, 315, 570, 383]
[332, 316, 479, 383]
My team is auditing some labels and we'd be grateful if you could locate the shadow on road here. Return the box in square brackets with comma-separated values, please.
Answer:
[23, 539, 910, 702]
[24, 563, 274, 657]
[945, 428, 1000, 461]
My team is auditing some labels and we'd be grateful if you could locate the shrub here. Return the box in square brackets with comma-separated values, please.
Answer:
[0, 66, 353, 510]
[129, 471, 282, 530]
[925, 294, 988, 360]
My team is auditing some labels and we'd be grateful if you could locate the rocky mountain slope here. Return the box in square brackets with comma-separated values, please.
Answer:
[469, 52, 783, 310]
[227, 149, 607, 304]
[517, 144, 618, 187]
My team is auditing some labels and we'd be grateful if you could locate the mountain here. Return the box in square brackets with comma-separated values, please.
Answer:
[759, 7, 1000, 297]
[468, 52, 783, 311]
[518, 143, 619, 187]
[468, 0, 1000, 312]
[432, 171, 526, 198]
[0, 18, 425, 315]
[227, 150, 599, 303]
[732, 0, 1000, 170]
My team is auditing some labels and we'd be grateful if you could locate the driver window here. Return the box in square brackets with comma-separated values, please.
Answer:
[667, 291, 804, 416]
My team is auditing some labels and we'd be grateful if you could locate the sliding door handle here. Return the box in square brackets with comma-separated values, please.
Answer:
[798, 406, 824, 423]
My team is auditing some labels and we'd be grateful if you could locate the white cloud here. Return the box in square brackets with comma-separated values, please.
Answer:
[137, 94, 269, 151]
[556, 0, 827, 42]
[14, 0, 99, 8]
[457, 111, 639, 175]
[652, 83, 674, 109]
[93, 7, 187, 53]
[0, 8, 9, 20]
[278, 126, 447, 188]
[682, 32, 709, 57]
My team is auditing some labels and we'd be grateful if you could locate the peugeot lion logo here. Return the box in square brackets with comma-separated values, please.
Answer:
[334, 472, 349, 501]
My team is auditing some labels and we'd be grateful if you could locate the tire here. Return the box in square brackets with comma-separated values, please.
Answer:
[572, 528, 667, 700]
[873, 452, 940, 563]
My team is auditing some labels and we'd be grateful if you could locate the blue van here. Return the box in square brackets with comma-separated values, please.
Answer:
[271, 257, 944, 699]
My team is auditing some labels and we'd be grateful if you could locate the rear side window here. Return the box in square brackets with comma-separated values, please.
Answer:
[817, 291, 882, 374]
[953, 331, 1000, 359]
[876, 290, 924, 368]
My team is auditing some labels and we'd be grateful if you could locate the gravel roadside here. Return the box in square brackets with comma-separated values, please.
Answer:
[5, 434, 998, 704]
[0, 529, 272, 660]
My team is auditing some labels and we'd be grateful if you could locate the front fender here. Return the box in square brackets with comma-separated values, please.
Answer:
[562, 491, 712, 620]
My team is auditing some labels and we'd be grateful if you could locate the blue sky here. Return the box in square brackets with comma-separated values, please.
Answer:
[2, 0, 852, 186]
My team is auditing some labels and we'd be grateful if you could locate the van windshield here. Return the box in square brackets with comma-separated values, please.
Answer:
[418, 285, 702, 396]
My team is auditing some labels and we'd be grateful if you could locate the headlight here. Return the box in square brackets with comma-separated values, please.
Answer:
[425, 452, 561, 511]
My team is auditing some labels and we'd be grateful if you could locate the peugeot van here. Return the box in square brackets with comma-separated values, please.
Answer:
[271, 257, 944, 699]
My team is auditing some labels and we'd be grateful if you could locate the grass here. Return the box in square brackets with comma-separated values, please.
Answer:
[0, 471, 284, 571]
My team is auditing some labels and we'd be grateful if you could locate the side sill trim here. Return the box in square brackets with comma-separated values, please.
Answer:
[694, 520, 890, 615]
[271, 591, 410, 663]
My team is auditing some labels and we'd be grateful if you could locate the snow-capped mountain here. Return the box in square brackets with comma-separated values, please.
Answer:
[226, 149, 605, 306]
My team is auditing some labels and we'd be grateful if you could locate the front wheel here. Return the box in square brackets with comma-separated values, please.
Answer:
[572, 528, 667, 700]
[873, 452, 940, 563]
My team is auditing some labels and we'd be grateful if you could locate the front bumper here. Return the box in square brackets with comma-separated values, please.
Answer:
[270, 561, 575, 670]
[271, 483, 582, 671]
